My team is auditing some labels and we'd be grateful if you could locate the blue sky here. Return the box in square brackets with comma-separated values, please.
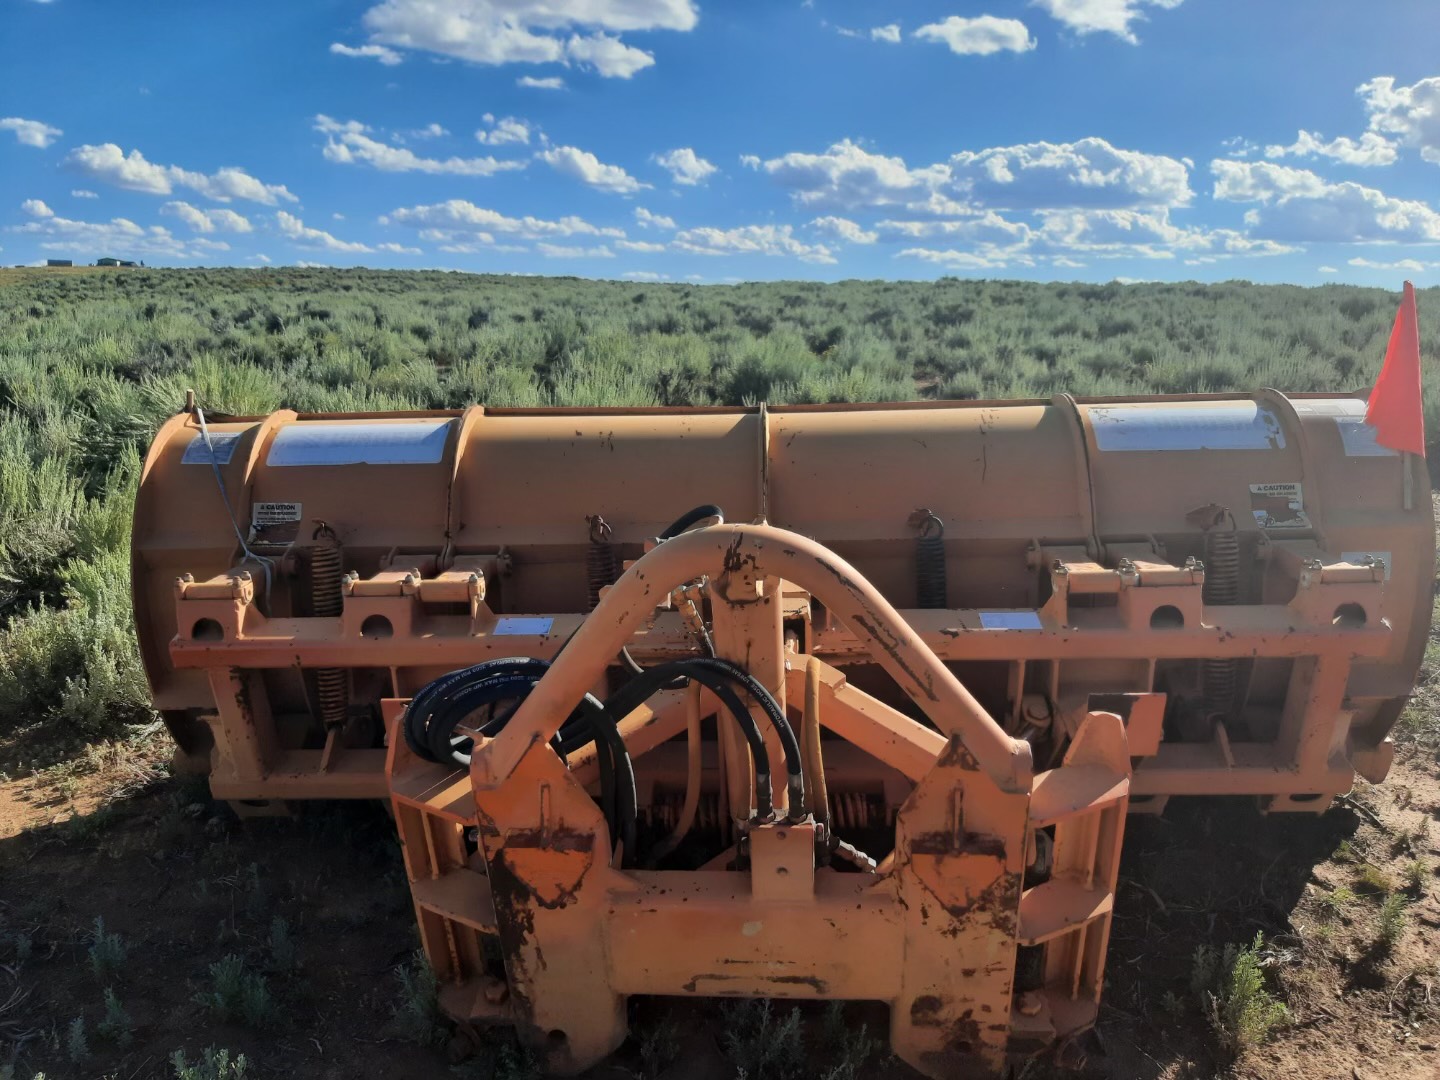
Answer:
[2, 0, 1439, 285]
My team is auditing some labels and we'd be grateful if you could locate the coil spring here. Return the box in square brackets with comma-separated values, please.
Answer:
[645, 791, 725, 833]
[311, 524, 348, 729]
[829, 790, 891, 832]
[1202, 525, 1241, 718]
[586, 515, 618, 611]
[911, 510, 947, 609]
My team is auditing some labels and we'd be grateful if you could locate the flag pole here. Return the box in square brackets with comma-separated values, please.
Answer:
[1404, 451, 1414, 511]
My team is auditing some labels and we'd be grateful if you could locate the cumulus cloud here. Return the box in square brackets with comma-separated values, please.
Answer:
[329, 42, 403, 65]
[621, 270, 670, 281]
[871, 24, 901, 43]
[654, 147, 717, 185]
[615, 239, 666, 252]
[1032, 0, 1185, 44]
[160, 201, 253, 234]
[1211, 159, 1440, 242]
[0, 117, 62, 148]
[358, 0, 696, 78]
[672, 224, 836, 264]
[1359, 75, 1440, 164]
[11, 198, 227, 259]
[1264, 130, 1397, 167]
[946, 137, 1192, 209]
[64, 144, 297, 204]
[381, 199, 626, 242]
[634, 207, 676, 229]
[758, 139, 944, 210]
[536, 242, 615, 257]
[809, 216, 878, 244]
[475, 115, 531, 145]
[914, 16, 1035, 56]
[276, 211, 374, 253]
[1348, 256, 1434, 272]
[518, 75, 565, 89]
[757, 136, 1190, 212]
[316, 115, 526, 176]
[537, 145, 649, 194]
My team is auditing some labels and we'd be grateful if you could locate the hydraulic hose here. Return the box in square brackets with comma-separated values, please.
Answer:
[659, 504, 724, 540]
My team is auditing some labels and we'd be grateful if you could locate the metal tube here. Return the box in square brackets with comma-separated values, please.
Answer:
[803, 657, 831, 831]
[474, 524, 1033, 794]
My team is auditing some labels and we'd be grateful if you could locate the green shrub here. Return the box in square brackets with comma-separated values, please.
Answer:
[170, 1047, 249, 1080]
[1191, 932, 1288, 1056]
[195, 954, 276, 1028]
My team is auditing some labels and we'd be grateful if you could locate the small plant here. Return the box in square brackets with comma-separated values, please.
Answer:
[1403, 858, 1430, 895]
[171, 1046, 249, 1080]
[721, 999, 805, 1080]
[12, 930, 32, 963]
[818, 1002, 877, 1080]
[87, 916, 126, 978]
[1355, 863, 1395, 896]
[1333, 839, 1359, 863]
[267, 916, 297, 973]
[1315, 885, 1356, 919]
[387, 950, 444, 1046]
[637, 1015, 680, 1079]
[195, 954, 275, 1028]
[1191, 932, 1288, 1057]
[97, 987, 134, 1047]
[1376, 893, 1409, 953]
[66, 1016, 88, 1063]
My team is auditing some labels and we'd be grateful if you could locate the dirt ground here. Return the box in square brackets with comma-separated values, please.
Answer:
[3, 735, 1440, 1080]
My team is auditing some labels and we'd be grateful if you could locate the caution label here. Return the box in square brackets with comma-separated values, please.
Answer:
[1248, 483, 1310, 529]
[251, 502, 302, 544]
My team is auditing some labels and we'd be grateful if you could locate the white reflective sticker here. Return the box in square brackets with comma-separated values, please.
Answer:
[267, 420, 452, 467]
[1291, 399, 1397, 457]
[979, 611, 1043, 630]
[1249, 482, 1311, 529]
[182, 431, 243, 465]
[1091, 402, 1285, 452]
[1341, 551, 1392, 581]
[492, 617, 555, 636]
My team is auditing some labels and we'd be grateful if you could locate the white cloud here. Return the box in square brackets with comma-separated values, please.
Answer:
[809, 216, 878, 244]
[914, 16, 1035, 56]
[330, 42, 403, 65]
[1211, 159, 1440, 242]
[758, 139, 943, 210]
[946, 137, 1192, 209]
[359, 0, 695, 77]
[1032, 0, 1185, 44]
[11, 198, 224, 259]
[759, 136, 1189, 212]
[654, 147, 717, 185]
[622, 270, 670, 281]
[247, 254, 272, 264]
[536, 242, 615, 257]
[875, 212, 1033, 246]
[672, 224, 836, 264]
[1359, 75, 1440, 165]
[64, 144, 297, 204]
[316, 115, 526, 176]
[1318, 266, 1338, 274]
[871, 24, 901, 43]
[1221, 135, 1257, 159]
[537, 145, 649, 194]
[70, 190, 98, 199]
[382, 199, 625, 241]
[376, 241, 422, 254]
[0, 117, 62, 148]
[1264, 130, 1397, 167]
[408, 122, 449, 139]
[635, 207, 675, 229]
[616, 239, 666, 252]
[898, 246, 1031, 270]
[161, 201, 253, 234]
[475, 115, 531, 145]
[1348, 256, 1433, 273]
[276, 211, 374, 253]
[518, 75, 565, 89]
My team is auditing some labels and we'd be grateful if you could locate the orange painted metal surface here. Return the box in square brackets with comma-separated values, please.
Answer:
[132, 393, 1433, 1074]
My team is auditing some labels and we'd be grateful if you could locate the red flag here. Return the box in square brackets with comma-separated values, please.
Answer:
[1366, 280, 1425, 456]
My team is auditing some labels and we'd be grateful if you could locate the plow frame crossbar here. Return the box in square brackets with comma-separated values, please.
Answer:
[383, 525, 1130, 1078]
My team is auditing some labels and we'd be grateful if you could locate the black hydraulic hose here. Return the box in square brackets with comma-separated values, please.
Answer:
[658, 504, 724, 540]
